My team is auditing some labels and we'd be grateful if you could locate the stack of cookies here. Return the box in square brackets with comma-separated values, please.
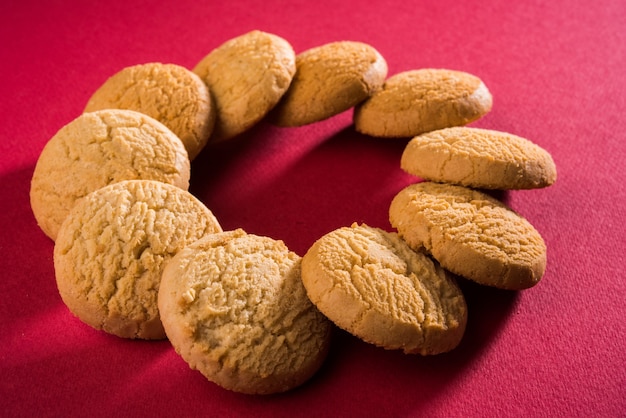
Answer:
[29, 29, 556, 395]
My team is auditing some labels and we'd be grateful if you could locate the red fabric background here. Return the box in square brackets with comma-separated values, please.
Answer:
[1, 0, 625, 416]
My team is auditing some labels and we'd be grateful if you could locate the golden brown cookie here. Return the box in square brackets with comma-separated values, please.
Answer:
[158, 229, 331, 394]
[84, 62, 215, 160]
[301, 223, 467, 355]
[54, 179, 222, 340]
[401, 127, 557, 190]
[192, 30, 296, 142]
[353, 69, 493, 138]
[389, 182, 546, 290]
[30, 109, 190, 241]
[269, 41, 388, 126]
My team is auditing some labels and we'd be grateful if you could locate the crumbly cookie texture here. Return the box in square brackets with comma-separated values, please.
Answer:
[158, 229, 331, 395]
[269, 41, 388, 126]
[84, 62, 215, 160]
[353, 69, 493, 138]
[30, 109, 190, 241]
[389, 182, 546, 290]
[54, 180, 222, 340]
[301, 223, 467, 355]
[193, 30, 296, 142]
[401, 127, 557, 190]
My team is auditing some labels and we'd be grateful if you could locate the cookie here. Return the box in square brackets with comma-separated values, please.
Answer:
[84, 62, 215, 160]
[158, 229, 331, 394]
[301, 223, 467, 355]
[193, 30, 296, 142]
[53, 179, 222, 340]
[389, 182, 546, 290]
[30, 109, 190, 241]
[401, 127, 557, 190]
[353, 69, 493, 138]
[269, 41, 388, 126]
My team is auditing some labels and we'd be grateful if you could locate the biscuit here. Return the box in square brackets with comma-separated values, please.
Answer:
[193, 30, 296, 142]
[353, 69, 493, 138]
[389, 182, 546, 290]
[53, 179, 222, 340]
[401, 127, 557, 190]
[269, 41, 388, 126]
[158, 229, 332, 394]
[30, 109, 190, 241]
[301, 223, 467, 355]
[84, 63, 215, 160]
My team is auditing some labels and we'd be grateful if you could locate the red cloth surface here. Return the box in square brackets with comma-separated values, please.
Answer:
[1, 0, 625, 416]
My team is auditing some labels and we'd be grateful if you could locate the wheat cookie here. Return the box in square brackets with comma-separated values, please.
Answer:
[84, 63, 215, 160]
[158, 229, 332, 394]
[269, 41, 388, 126]
[389, 182, 547, 290]
[53, 179, 222, 340]
[193, 30, 296, 142]
[401, 127, 557, 190]
[301, 223, 467, 355]
[354, 69, 493, 138]
[30, 109, 191, 241]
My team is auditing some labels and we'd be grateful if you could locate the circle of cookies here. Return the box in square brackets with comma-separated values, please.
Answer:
[158, 229, 332, 394]
[301, 223, 467, 355]
[84, 62, 215, 160]
[54, 179, 222, 340]
[389, 182, 547, 290]
[30, 109, 191, 241]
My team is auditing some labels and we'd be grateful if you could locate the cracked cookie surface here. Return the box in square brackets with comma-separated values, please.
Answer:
[30, 109, 190, 241]
[53, 180, 222, 340]
[158, 229, 332, 394]
[389, 182, 547, 290]
[301, 223, 467, 355]
[84, 62, 215, 160]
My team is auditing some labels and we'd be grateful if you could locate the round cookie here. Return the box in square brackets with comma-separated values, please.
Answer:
[158, 229, 332, 394]
[30, 109, 191, 241]
[389, 182, 547, 290]
[192, 30, 296, 142]
[269, 41, 388, 126]
[401, 127, 557, 190]
[53, 179, 222, 340]
[84, 62, 215, 160]
[353, 69, 493, 138]
[301, 223, 467, 355]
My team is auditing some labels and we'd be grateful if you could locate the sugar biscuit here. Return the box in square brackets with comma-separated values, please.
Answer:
[389, 182, 546, 290]
[354, 69, 493, 138]
[193, 30, 296, 142]
[301, 223, 467, 355]
[84, 62, 215, 160]
[401, 127, 557, 189]
[54, 179, 222, 340]
[158, 229, 332, 394]
[30, 109, 190, 241]
[269, 41, 388, 126]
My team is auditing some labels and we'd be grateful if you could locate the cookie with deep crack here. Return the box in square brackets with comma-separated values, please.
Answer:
[54, 179, 222, 340]
[158, 229, 332, 394]
[389, 182, 547, 290]
[301, 223, 467, 355]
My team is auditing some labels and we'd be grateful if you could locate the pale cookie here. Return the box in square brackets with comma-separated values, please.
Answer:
[193, 30, 296, 142]
[30, 109, 190, 241]
[269, 41, 388, 126]
[354, 69, 493, 138]
[54, 179, 222, 340]
[301, 223, 467, 355]
[84, 62, 215, 160]
[389, 182, 547, 290]
[401, 127, 557, 190]
[158, 229, 331, 394]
